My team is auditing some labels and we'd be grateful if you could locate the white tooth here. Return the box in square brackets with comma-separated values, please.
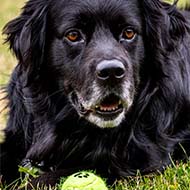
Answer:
[100, 107, 105, 111]
[99, 106, 120, 112]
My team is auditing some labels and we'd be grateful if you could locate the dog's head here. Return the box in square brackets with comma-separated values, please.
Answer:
[4, 0, 188, 128]
[47, 0, 144, 128]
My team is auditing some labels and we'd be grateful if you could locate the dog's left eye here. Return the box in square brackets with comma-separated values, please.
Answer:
[65, 30, 83, 43]
[121, 28, 136, 41]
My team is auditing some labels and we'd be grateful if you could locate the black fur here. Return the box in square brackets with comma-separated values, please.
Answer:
[1, 0, 190, 187]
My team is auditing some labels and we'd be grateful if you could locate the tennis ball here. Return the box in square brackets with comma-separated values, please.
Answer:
[59, 171, 108, 190]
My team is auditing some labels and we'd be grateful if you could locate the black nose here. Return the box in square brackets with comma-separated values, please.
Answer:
[96, 60, 126, 82]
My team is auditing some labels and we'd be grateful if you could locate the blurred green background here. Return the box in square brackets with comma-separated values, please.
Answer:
[0, 0, 24, 85]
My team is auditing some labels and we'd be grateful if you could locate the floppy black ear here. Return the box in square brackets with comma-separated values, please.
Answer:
[140, 0, 189, 80]
[142, 0, 188, 51]
[3, 0, 48, 83]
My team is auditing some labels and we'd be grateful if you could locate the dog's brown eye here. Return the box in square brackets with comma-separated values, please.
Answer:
[65, 31, 82, 42]
[122, 29, 136, 40]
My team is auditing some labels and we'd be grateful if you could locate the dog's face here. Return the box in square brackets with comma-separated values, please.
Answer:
[47, 0, 144, 128]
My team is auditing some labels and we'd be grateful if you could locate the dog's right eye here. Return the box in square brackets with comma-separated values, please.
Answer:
[121, 28, 136, 41]
[65, 30, 83, 43]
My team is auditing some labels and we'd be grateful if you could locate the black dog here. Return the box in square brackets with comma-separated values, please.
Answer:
[1, 0, 190, 187]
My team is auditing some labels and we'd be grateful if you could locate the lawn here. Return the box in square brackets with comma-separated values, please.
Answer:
[1, 0, 190, 190]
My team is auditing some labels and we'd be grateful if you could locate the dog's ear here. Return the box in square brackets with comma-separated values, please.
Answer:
[142, 0, 189, 51]
[140, 0, 189, 80]
[3, 0, 48, 83]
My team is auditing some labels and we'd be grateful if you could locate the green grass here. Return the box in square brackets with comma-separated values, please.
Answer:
[1, 0, 190, 190]
[117, 162, 190, 190]
[1, 161, 190, 189]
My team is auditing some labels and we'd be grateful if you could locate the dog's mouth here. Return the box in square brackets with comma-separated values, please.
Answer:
[71, 92, 125, 120]
[94, 94, 124, 118]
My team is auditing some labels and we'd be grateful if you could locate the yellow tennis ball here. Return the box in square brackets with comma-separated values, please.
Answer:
[59, 171, 108, 190]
